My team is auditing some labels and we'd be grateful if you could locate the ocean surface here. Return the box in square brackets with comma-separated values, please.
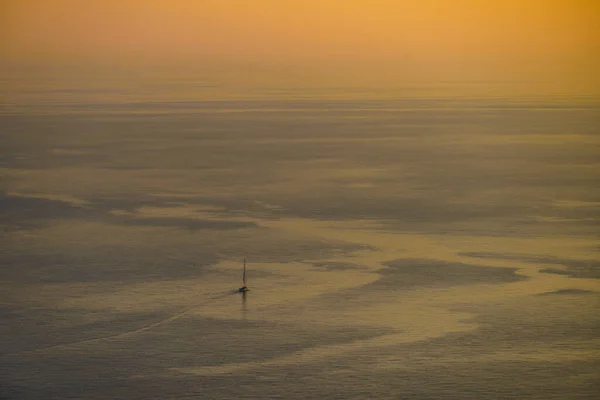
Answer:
[1, 73, 599, 399]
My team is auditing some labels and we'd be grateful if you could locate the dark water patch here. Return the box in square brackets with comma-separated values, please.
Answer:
[86, 196, 180, 213]
[119, 216, 257, 231]
[0, 193, 257, 234]
[540, 267, 600, 279]
[235, 239, 374, 265]
[0, 193, 92, 229]
[274, 195, 503, 223]
[77, 191, 555, 240]
[537, 288, 597, 296]
[460, 252, 600, 279]
[309, 261, 367, 271]
[310, 258, 527, 308]
[2, 198, 372, 286]
[371, 258, 526, 290]
[0, 249, 214, 284]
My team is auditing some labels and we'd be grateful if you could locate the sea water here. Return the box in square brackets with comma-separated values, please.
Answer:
[1, 72, 599, 399]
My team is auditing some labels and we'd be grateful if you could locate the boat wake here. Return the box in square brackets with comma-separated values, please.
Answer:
[2, 291, 234, 358]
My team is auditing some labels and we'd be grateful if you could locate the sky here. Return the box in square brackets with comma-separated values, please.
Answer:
[1, 0, 600, 91]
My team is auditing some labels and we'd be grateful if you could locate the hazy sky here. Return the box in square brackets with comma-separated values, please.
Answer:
[2, 0, 599, 90]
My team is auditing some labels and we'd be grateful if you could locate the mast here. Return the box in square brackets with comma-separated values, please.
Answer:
[243, 258, 247, 286]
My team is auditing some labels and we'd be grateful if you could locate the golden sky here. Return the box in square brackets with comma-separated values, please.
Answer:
[2, 0, 599, 88]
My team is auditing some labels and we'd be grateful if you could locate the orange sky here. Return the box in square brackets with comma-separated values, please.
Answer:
[2, 0, 599, 89]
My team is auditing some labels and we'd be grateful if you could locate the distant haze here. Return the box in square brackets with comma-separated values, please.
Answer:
[2, 0, 599, 94]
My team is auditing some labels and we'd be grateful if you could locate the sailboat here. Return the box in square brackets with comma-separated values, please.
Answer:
[238, 258, 249, 292]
